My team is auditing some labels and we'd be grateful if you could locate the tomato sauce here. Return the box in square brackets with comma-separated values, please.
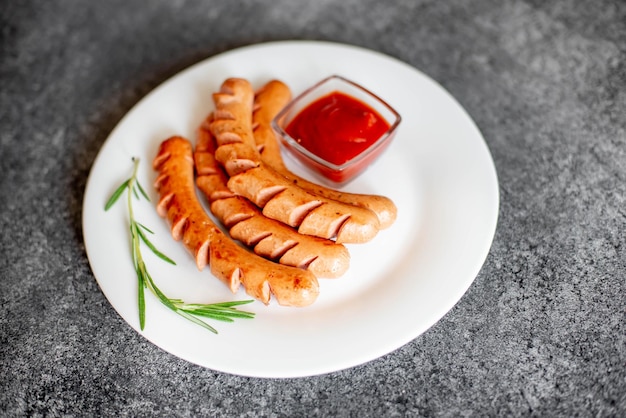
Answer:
[285, 92, 390, 166]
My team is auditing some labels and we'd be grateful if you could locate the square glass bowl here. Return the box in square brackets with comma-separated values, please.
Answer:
[271, 75, 401, 185]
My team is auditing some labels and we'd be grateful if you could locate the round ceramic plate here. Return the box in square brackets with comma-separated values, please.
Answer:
[82, 40, 499, 378]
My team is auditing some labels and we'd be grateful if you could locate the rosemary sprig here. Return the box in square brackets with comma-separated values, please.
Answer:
[105, 157, 255, 333]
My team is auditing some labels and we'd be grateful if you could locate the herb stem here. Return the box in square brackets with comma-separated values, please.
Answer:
[105, 157, 255, 333]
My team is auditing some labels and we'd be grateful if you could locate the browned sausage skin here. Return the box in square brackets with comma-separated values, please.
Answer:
[153, 136, 319, 307]
[252, 80, 398, 229]
[195, 120, 350, 278]
[209, 78, 382, 244]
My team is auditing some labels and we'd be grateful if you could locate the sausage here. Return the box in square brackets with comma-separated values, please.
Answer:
[195, 120, 350, 278]
[226, 165, 380, 243]
[209, 78, 381, 244]
[153, 136, 319, 307]
[253, 80, 398, 229]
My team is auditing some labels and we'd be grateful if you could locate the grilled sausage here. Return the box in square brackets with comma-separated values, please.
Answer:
[153, 136, 319, 307]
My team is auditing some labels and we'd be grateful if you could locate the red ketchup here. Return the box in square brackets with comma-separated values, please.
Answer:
[285, 92, 391, 183]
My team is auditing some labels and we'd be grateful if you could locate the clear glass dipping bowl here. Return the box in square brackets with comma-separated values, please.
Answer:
[271, 75, 401, 185]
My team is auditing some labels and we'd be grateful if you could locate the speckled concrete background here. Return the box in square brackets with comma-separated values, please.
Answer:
[1, 0, 624, 416]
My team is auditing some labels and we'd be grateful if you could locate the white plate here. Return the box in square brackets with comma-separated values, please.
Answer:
[82, 40, 499, 378]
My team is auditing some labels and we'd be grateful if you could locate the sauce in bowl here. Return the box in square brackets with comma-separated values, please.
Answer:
[285, 92, 391, 166]
[273, 75, 401, 185]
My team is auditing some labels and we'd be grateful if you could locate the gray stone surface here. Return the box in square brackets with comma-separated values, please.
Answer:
[1, 0, 624, 416]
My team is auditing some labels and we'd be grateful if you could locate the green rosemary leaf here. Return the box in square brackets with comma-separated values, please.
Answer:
[137, 227, 176, 265]
[175, 310, 219, 334]
[189, 313, 236, 323]
[183, 309, 253, 321]
[182, 304, 256, 318]
[201, 311, 255, 320]
[105, 179, 130, 211]
[200, 300, 255, 308]
[136, 221, 154, 234]
[144, 269, 179, 312]
[136, 179, 150, 201]
[132, 185, 140, 200]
